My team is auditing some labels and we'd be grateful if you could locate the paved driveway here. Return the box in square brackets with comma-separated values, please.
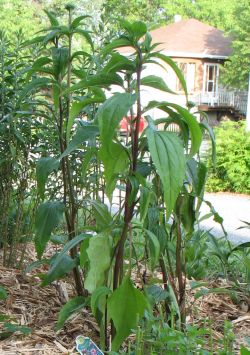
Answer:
[200, 193, 250, 244]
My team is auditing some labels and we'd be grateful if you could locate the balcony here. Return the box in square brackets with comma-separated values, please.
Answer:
[194, 90, 248, 116]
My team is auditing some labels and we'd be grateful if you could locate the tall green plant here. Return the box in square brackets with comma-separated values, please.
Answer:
[0, 31, 37, 267]
[23, 11, 215, 351]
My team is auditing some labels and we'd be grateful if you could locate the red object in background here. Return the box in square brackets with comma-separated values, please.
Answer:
[120, 116, 145, 133]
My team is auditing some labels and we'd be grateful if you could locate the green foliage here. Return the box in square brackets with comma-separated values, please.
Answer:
[222, 0, 250, 89]
[56, 296, 86, 330]
[85, 234, 111, 293]
[108, 276, 149, 351]
[205, 121, 250, 194]
[35, 201, 65, 258]
[146, 129, 185, 218]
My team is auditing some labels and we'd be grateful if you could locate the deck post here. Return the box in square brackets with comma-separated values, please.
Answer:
[246, 73, 250, 132]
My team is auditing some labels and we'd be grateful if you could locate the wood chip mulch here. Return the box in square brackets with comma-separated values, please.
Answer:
[0, 263, 99, 354]
[0, 245, 249, 354]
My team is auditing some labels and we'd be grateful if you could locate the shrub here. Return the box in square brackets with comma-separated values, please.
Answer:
[205, 121, 250, 194]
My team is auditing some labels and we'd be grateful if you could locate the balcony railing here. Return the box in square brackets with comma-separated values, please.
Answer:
[194, 90, 248, 115]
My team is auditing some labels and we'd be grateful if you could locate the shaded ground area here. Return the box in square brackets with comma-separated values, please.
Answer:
[0, 263, 249, 354]
[200, 193, 250, 244]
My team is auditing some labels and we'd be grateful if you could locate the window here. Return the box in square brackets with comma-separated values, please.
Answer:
[176, 62, 196, 93]
[203, 64, 219, 94]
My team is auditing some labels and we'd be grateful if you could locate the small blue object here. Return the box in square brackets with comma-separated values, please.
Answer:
[75, 336, 104, 355]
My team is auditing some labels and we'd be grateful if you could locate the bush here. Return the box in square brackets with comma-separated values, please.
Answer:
[205, 121, 250, 194]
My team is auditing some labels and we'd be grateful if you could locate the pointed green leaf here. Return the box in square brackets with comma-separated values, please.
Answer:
[74, 29, 93, 49]
[35, 201, 65, 258]
[102, 53, 135, 73]
[42, 234, 89, 286]
[139, 187, 152, 222]
[36, 157, 60, 199]
[68, 73, 123, 93]
[18, 78, 51, 104]
[44, 10, 59, 26]
[102, 38, 133, 56]
[67, 98, 104, 143]
[60, 124, 99, 158]
[146, 129, 185, 218]
[152, 53, 188, 97]
[145, 230, 160, 269]
[186, 159, 207, 197]
[0, 286, 8, 300]
[52, 47, 69, 79]
[141, 75, 176, 94]
[56, 296, 86, 330]
[71, 15, 91, 29]
[85, 234, 111, 293]
[99, 142, 129, 199]
[144, 101, 202, 156]
[108, 276, 149, 351]
[42, 255, 76, 286]
[121, 20, 147, 41]
[200, 121, 216, 165]
[87, 200, 112, 231]
[97, 92, 136, 144]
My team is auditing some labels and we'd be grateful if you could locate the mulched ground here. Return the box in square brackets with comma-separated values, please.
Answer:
[0, 245, 249, 354]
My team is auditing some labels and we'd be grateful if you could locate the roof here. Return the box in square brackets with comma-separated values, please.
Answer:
[120, 19, 232, 59]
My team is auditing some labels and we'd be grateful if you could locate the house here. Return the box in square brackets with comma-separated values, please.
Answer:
[119, 18, 247, 123]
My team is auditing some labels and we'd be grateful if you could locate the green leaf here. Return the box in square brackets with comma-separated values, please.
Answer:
[35, 201, 65, 258]
[85, 234, 111, 293]
[146, 129, 185, 218]
[175, 192, 195, 233]
[42, 255, 76, 286]
[42, 234, 88, 286]
[139, 187, 152, 222]
[152, 53, 188, 98]
[68, 73, 123, 93]
[0, 286, 8, 300]
[144, 101, 202, 157]
[67, 98, 104, 143]
[200, 120, 216, 165]
[108, 276, 149, 351]
[145, 230, 160, 269]
[56, 296, 86, 330]
[36, 157, 60, 199]
[141, 75, 176, 94]
[74, 29, 93, 49]
[71, 15, 91, 29]
[97, 92, 136, 145]
[241, 346, 250, 355]
[121, 20, 147, 41]
[18, 78, 51, 104]
[99, 142, 128, 199]
[52, 47, 69, 79]
[87, 200, 112, 231]
[102, 53, 135, 73]
[60, 124, 99, 158]
[102, 38, 133, 56]
[91, 287, 111, 325]
[91, 286, 111, 349]
[44, 10, 59, 26]
[186, 159, 207, 197]
[3, 323, 31, 335]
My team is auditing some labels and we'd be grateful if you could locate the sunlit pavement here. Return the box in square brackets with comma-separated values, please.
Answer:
[200, 193, 250, 244]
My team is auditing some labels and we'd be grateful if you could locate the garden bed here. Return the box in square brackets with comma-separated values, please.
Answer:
[0, 254, 249, 354]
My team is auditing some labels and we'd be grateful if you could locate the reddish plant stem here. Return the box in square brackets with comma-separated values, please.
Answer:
[113, 50, 143, 291]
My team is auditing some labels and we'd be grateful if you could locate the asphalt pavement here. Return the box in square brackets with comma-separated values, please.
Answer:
[200, 193, 250, 244]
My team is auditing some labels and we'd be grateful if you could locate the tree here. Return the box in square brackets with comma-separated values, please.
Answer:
[0, 0, 42, 38]
[222, 0, 250, 89]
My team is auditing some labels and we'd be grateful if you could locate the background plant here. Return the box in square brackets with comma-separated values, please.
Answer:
[0, 31, 38, 267]
[205, 121, 250, 194]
